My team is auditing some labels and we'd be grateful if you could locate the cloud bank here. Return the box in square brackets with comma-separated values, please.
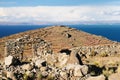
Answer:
[0, 6, 120, 23]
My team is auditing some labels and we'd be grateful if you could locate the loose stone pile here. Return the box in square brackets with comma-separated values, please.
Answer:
[0, 35, 120, 80]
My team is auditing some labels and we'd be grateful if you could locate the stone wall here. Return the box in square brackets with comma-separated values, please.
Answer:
[5, 35, 52, 61]
[71, 44, 120, 57]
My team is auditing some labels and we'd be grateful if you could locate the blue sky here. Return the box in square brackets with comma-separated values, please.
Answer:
[0, 0, 120, 24]
[0, 0, 119, 6]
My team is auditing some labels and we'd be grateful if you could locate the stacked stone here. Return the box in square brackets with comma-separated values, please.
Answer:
[71, 44, 120, 58]
[32, 37, 52, 57]
[4, 35, 119, 80]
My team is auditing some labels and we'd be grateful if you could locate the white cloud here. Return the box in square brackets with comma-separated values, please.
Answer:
[0, 6, 120, 23]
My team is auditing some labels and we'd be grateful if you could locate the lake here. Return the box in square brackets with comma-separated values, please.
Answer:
[0, 25, 120, 42]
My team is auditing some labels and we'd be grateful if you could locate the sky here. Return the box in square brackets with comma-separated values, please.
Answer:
[0, 0, 120, 24]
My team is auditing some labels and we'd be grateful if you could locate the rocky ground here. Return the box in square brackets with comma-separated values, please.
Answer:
[0, 25, 120, 80]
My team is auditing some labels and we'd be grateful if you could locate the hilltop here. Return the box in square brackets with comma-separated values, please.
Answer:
[0, 25, 114, 60]
[0, 26, 114, 52]
[0, 25, 120, 80]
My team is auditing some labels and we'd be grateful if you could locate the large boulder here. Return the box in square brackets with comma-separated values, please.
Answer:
[68, 50, 83, 65]
[86, 75, 105, 80]
[108, 73, 120, 80]
[74, 65, 88, 77]
[58, 53, 69, 67]
[65, 64, 88, 77]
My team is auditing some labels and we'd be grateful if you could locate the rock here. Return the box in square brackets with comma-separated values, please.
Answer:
[108, 73, 120, 80]
[45, 54, 55, 66]
[40, 67, 47, 72]
[60, 71, 66, 77]
[7, 71, 16, 80]
[74, 65, 88, 77]
[35, 59, 46, 68]
[58, 53, 69, 67]
[21, 64, 32, 71]
[42, 71, 48, 77]
[5, 55, 14, 66]
[26, 71, 31, 76]
[68, 50, 83, 65]
[86, 75, 105, 80]
[74, 65, 83, 77]
[60, 71, 67, 80]
[81, 65, 89, 75]
[65, 64, 88, 77]
[64, 33, 71, 38]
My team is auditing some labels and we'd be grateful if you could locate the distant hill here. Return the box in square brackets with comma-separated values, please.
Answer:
[0, 25, 115, 60]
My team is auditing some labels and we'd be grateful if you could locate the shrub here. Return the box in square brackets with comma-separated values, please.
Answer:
[37, 72, 43, 80]
[102, 69, 114, 77]
[89, 50, 97, 56]
[23, 73, 29, 80]
[47, 75, 55, 80]
[100, 52, 108, 57]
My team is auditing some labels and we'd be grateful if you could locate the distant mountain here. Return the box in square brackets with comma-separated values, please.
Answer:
[0, 21, 120, 25]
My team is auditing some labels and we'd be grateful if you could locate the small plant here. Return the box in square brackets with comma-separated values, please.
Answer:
[90, 71, 96, 76]
[94, 61, 100, 67]
[23, 73, 29, 80]
[29, 72, 35, 80]
[37, 72, 43, 80]
[100, 52, 108, 57]
[89, 50, 97, 56]
[102, 69, 114, 77]
[47, 75, 55, 80]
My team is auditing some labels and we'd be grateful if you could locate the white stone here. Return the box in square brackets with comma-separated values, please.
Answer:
[74, 65, 83, 77]
[35, 59, 46, 68]
[7, 71, 16, 80]
[40, 67, 47, 72]
[58, 53, 69, 67]
[21, 64, 32, 71]
[60, 71, 67, 77]
[86, 75, 105, 80]
[65, 64, 75, 70]
[65, 64, 88, 77]
[81, 65, 88, 75]
[5, 55, 14, 66]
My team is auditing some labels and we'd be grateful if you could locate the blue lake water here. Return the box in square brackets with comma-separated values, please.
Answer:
[0, 25, 120, 42]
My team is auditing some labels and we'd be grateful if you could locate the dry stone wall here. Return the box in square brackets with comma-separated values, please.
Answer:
[5, 35, 52, 61]
[1, 35, 120, 80]
[71, 44, 120, 57]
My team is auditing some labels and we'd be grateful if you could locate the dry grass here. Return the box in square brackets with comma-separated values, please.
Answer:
[0, 26, 116, 62]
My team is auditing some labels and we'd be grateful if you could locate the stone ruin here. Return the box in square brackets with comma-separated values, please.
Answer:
[1, 35, 93, 80]
[4, 35, 52, 61]
[2, 35, 119, 80]
[71, 44, 120, 58]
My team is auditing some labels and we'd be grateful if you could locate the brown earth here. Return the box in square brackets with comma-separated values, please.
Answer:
[0, 25, 115, 60]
